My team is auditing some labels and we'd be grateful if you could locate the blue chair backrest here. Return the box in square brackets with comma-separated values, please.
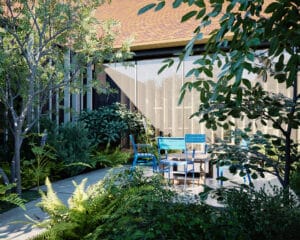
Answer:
[185, 134, 207, 154]
[157, 137, 185, 160]
[157, 137, 185, 151]
[185, 134, 206, 143]
[129, 134, 138, 154]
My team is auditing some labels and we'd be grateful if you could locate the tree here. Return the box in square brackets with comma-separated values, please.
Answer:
[139, 0, 299, 188]
[0, 0, 131, 194]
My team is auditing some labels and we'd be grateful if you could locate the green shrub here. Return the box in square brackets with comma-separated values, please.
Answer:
[47, 122, 94, 177]
[32, 170, 300, 240]
[79, 103, 145, 147]
[214, 186, 300, 240]
[90, 146, 131, 168]
[32, 170, 212, 240]
[291, 164, 300, 197]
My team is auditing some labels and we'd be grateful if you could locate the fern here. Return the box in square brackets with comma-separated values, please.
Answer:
[91, 146, 131, 168]
[0, 183, 26, 210]
[32, 169, 173, 239]
[37, 178, 68, 221]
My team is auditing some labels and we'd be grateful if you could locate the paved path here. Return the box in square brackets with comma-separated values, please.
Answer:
[0, 167, 115, 240]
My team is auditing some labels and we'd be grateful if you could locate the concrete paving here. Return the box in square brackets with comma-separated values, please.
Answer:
[0, 165, 281, 240]
[0, 167, 116, 240]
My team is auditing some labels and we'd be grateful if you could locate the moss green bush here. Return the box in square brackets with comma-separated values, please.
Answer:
[46, 122, 94, 177]
[79, 103, 145, 148]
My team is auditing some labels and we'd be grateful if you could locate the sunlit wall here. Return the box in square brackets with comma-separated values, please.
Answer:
[104, 55, 299, 144]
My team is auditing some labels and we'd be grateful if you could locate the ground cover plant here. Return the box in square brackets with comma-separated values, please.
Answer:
[31, 169, 300, 240]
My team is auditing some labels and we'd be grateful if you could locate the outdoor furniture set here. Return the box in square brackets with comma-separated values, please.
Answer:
[130, 134, 209, 188]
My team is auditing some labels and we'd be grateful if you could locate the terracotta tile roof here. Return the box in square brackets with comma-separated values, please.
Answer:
[94, 0, 273, 50]
[94, 0, 208, 50]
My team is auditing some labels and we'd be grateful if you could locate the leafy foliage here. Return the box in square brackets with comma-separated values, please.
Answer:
[290, 163, 300, 197]
[32, 170, 175, 239]
[46, 122, 94, 177]
[32, 170, 300, 240]
[22, 143, 56, 190]
[79, 103, 145, 147]
[141, 0, 299, 188]
[209, 129, 299, 187]
[214, 186, 300, 240]
[0, 181, 26, 211]
[90, 146, 131, 168]
[0, 0, 131, 194]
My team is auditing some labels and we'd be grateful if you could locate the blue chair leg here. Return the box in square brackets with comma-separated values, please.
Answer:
[152, 156, 158, 172]
[219, 169, 223, 186]
[131, 155, 138, 171]
[246, 172, 252, 185]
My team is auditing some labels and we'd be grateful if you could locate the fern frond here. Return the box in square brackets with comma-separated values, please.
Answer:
[68, 178, 88, 211]
[2, 193, 26, 210]
[37, 177, 68, 218]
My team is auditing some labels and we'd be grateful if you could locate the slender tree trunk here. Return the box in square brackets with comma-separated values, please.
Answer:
[13, 130, 23, 195]
[283, 62, 298, 188]
[283, 135, 291, 188]
[0, 167, 9, 185]
[64, 48, 71, 123]
[87, 62, 93, 111]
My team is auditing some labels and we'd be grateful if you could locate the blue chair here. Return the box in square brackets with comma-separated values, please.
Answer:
[185, 134, 208, 185]
[157, 137, 193, 188]
[184, 134, 207, 155]
[130, 134, 157, 172]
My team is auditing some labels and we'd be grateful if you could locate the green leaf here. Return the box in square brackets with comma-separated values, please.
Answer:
[216, 176, 229, 181]
[203, 81, 209, 90]
[188, 0, 195, 6]
[173, 0, 182, 8]
[247, 38, 260, 47]
[155, 1, 165, 11]
[138, 3, 156, 15]
[196, 8, 206, 19]
[195, 0, 205, 7]
[178, 89, 186, 105]
[251, 172, 258, 179]
[242, 79, 251, 89]
[264, 2, 279, 14]
[276, 73, 286, 83]
[203, 68, 213, 77]
[181, 10, 197, 22]
[229, 109, 241, 118]
[208, 3, 222, 17]
[200, 89, 206, 102]
[235, 67, 243, 84]
[186, 68, 195, 77]
[236, 88, 243, 105]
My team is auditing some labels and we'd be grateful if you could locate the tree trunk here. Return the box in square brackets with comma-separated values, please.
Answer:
[283, 63, 298, 189]
[283, 135, 291, 188]
[13, 130, 23, 195]
[0, 167, 9, 185]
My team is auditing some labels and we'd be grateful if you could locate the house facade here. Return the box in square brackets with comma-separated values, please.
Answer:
[38, 0, 298, 143]
[89, 0, 299, 143]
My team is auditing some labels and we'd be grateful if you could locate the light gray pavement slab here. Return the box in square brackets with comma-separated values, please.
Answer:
[0, 167, 118, 240]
